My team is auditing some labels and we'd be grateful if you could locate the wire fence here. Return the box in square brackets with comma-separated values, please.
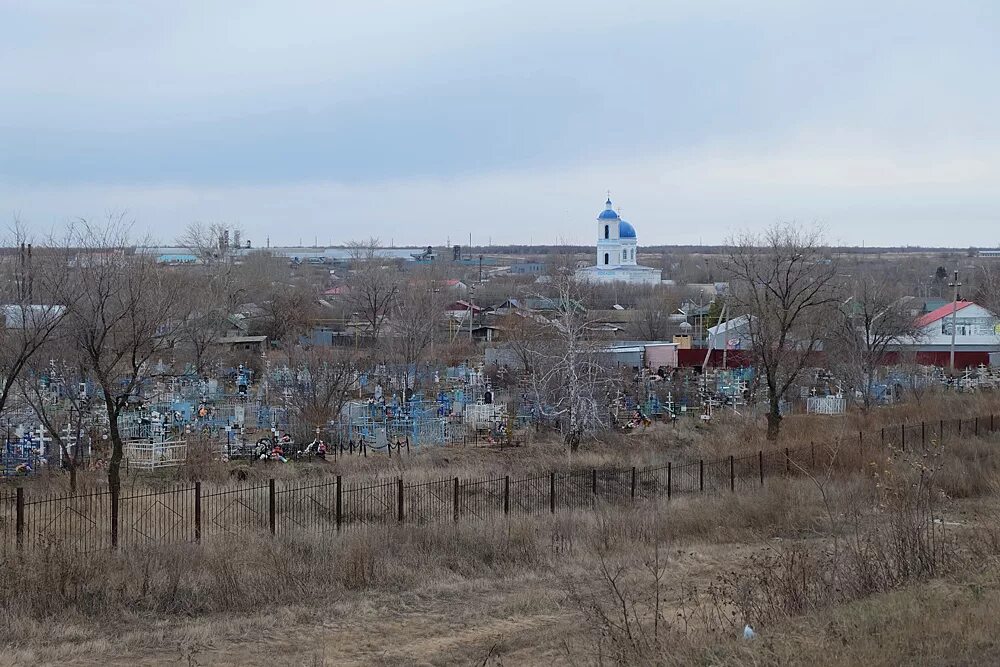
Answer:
[1, 413, 997, 554]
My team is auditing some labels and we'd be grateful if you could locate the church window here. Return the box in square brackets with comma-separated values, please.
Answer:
[604, 225, 609, 239]
[623, 249, 627, 261]
[604, 253, 609, 265]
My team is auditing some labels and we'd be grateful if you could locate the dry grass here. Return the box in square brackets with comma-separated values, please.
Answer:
[5, 399, 1000, 665]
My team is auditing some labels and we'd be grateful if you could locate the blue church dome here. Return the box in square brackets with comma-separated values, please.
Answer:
[598, 197, 619, 220]
[618, 220, 636, 238]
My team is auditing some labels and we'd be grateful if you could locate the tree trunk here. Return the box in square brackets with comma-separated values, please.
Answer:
[862, 373, 874, 412]
[564, 429, 581, 452]
[106, 399, 124, 494]
[55, 439, 77, 493]
[766, 401, 782, 441]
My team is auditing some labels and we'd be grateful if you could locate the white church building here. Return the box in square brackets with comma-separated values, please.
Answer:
[575, 197, 663, 285]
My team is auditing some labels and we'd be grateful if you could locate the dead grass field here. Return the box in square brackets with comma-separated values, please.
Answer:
[4, 395, 1000, 666]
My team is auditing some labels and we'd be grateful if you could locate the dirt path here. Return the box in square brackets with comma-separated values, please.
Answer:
[5, 542, 766, 666]
[89, 606, 572, 666]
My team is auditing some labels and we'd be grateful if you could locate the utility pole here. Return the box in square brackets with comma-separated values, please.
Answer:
[949, 270, 962, 372]
[468, 285, 475, 342]
[721, 303, 730, 369]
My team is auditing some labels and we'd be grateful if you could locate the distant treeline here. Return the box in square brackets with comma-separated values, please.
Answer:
[461, 244, 979, 257]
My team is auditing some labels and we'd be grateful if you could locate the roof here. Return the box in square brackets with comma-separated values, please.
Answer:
[618, 220, 636, 239]
[679, 302, 713, 317]
[226, 314, 250, 331]
[588, 309, 633, 324]
[707, 315, 752, 336]
[495, 297, 586, 312]
[921, 298, 948, 313]
[598, 197, 620, 220]
[915, 301, 975, 328]
[447, 300, 485, 312]
[216, 335, 268, 345]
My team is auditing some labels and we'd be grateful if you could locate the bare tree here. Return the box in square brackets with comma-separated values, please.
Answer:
[173, 270, 237, 374]
[286, 347, 355, 440]
[628, 288, 686, 341]
[500, 311, 549, 374]
[720, 224, 841, 439]
[388, 274, 446, 393]
[974, 262, 1000, 319]
[257, 282, 317, 345]
[17, 354, 91, 492]
[0, 225, 71, 420]
[58, 217, 184, 494]
[828, 276, 920, 411]
[343, 238, 400, 345]
[524, 274, 618, 450]
[177, 221, 245, 264]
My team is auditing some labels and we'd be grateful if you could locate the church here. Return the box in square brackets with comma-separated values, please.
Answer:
[574, 197, 663, 285]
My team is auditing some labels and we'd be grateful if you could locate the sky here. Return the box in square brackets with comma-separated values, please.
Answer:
[2, 0, 999, 247]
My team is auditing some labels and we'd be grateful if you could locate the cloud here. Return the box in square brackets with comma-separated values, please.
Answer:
[5, 131, 999, 247]
[2, 0, 999, 246]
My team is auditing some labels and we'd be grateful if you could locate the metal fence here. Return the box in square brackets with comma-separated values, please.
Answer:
[1, 413, 996, 554]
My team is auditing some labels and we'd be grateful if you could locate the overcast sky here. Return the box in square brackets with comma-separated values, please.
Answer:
[2, 1, 999, 247]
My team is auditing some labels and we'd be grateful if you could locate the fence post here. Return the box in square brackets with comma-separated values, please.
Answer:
[921, 422, 925, 446]
[958, 418, 962, 436]
[975, 417, 979, 436]
[268, 479, 276, 536]
[630, 467, 636, 501]
[336, 475, 343, 532]
[194, 481, 202, 543]
[785, 447, 790, 475]
[940, 419, 945, 443]
[453, 477, 459, 522]
[729, 455, 735, 492]
[549, 472, 556, 513]
[397, 477, 404, 522]
[111, 487, 120, 549]
[880, 427, 885, 448]
[15, 487, 24, 551]
[503, 475, 510, 515]
[699, 460, 704, 492]
[759, 450, 764, 486]
[992, 414, 995, 432]
[667, 462, 672, 500]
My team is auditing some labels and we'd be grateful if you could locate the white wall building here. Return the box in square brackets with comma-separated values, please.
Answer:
[575, 198, 662, 285]
[706, 315, 753, 350]
[904, 301, 1000, 351]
